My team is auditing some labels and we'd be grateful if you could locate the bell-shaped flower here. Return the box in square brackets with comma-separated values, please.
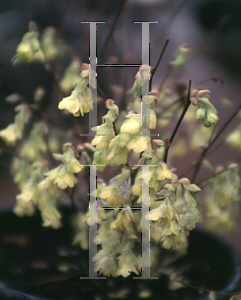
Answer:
[120, 112, 141, 134]
[170, 43, 190, 68]
[117, 251, 139, 277]
[43, 143, 83, 189]
[58, 63, 95, 117]
[38, 192, 61, 229]
[156, 162, 174, 181]
[12, 21, 41, 64]
[72, 214, 89, 250]
[0, 124, 23, 146]
[96, 220, 111, 245]
[16, 162, 47, 205]
[13, 197, 35, 217]
[93, 250, 118, 277]
[110, 208, 135, 232]
[58, 86, 93, 117]
[11, 158, 32, 190]
[132, 65, 152, 98]
[99, 185, 123, 206]
[0, 104, 31, 146]
[191, 89, 218, 127]
[20, 122, 47, 162]
[161, 220, 181, 249]
[106, 136, 129, 166]
[226, 123, 241, 149]
[127, 135, 152, 154]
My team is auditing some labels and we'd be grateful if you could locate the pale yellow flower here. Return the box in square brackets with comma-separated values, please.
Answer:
[100, 185, 123, 206]
[38, 194, 61, 229]
[0, 124, 22, 146]
[20, 122, 47, 161]
[58, 87, 93, 117]
[106, 137, 129, 166]
[132, 64, 152, 98]
[44, 165, 77, 189]
[117, 252, 139, 277]
[72, 214, 89, 250]
[120, 113, 141, 134]
[110, 209, 135, 232]
[0, 104, 31, 146]
[156, 162, 174, 181]
[91, 123, 114, 151]
[96, 220, 111, 245]
[13, 198, 35, 217]
[94, 250, 118, 277]
[62, 144, 83, 173]
[38, 177, 56, 195]
[16, 31, 40, 63]
[170, 43, 190, 68]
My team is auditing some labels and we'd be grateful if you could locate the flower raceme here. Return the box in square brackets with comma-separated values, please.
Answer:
[205, 164, 241, 233]
[12, 21, 66, 65]
[0, 104, 31, 146]
[58, 63, 96, 117]
[170, 43, 190, 68]
[91, 99, 119, 170]
[42, 143, 83, 189]
[147, 178, 201, 249]
[132, 64, 153, 98]
[190, 89, 219, 127]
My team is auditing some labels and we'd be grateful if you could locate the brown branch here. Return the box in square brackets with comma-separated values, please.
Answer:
[163, 80, 191, 163]
[97, 85, 107, 101]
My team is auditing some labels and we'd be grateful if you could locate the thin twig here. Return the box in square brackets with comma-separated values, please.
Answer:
[153, 39, 169, 76]
[97, 85, 107, 101]
[163, 80, 191, 163]
[150, 39, 169, 90]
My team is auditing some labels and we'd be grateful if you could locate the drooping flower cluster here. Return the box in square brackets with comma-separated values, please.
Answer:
[226, 122, 241, 149]
[14, 143, 83, 228]
[91, 99, 119, 170]
[0, 104, 31, 146]
[42, 143, 83, 189]
[107, 93, 158, 167]
[148, 178, 200, 249]
[20, 122, 48, 161]
[58, 63, 96, 117]
[132, 64, 152, 98]
[190, 89, 219, 127]
[12, 22, 66, 65]
[14, 161, 62, 229]
[88, 167, 140, 277]
[205, 164, 241, 233]
[170, 43, 190, 68]
[93, 230, 139, 278]
[13, 21, 41, 64]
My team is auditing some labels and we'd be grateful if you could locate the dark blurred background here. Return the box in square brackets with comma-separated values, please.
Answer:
[0, 0, 241, 251]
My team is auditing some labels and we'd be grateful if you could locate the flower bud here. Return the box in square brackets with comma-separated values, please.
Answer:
[195, 107, 206, 120]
